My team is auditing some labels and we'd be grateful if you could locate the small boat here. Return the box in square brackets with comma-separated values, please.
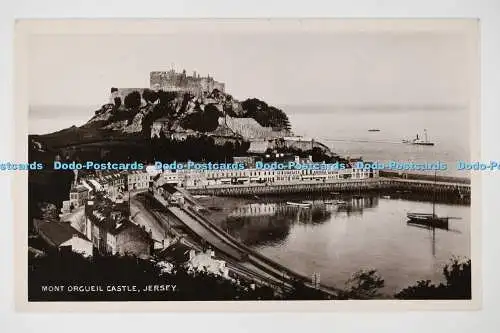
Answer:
[324, 200, 337, 205]
[406, 170, 448, 229]
[382, 195, 391, 199]
[396, 190, 412, 194]
[368, 129, 380, 132]
[302, 200, 314, 204]
[336, 200, 348, 205]
[407, 213, 449, 229]
[402, 129, 435, 146]
[287, 201, 312, 208]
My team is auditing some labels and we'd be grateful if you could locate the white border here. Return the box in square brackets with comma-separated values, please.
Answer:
[1, 0, 499, 332]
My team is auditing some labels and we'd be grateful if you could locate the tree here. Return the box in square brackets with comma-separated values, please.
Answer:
[241, 98, 291, 131]
[113, 97, 122, 108]
[28, 249, 282, 301]
[181, 104, 221, 132]
[157, 90, 177, 105]
[124, 91, 142, 109]
[142, 89, 159, 104]
[343, 269, 385, 299]
[395, 258, 471, 299]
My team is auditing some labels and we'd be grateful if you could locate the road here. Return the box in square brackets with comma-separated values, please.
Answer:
[130, 194, 168, 243]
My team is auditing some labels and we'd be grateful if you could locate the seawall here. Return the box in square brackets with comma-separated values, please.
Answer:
[378, 170, 471, 184]
[186, 178, 470, 203]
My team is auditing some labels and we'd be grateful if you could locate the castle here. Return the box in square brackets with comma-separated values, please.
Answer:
[150, 69, 225, 97]
[109, 69, 225, 105]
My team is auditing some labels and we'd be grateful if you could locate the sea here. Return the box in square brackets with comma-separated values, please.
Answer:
[283, 105, 471, 177]
[29, 105, 100, 135]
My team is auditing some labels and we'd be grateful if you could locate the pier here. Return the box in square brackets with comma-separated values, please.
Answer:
[186, 177, 471, 201]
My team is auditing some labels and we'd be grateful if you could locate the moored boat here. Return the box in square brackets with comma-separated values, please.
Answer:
[287, 201, 312, 208]
[407, 213, 449, 229]
[406, 170, 449, 229]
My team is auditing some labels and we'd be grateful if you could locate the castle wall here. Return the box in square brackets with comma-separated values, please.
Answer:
[150, 70, 225, 96]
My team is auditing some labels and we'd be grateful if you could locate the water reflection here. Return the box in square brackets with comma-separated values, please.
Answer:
[224, 196, 380, 247]
[219, 194, 470, 293]
[406, 222, 463, 257]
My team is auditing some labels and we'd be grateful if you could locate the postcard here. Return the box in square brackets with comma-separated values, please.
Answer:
[13, 18, 480, 311]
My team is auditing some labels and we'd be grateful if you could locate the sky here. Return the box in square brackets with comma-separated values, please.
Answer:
[28, 28, 475, 112]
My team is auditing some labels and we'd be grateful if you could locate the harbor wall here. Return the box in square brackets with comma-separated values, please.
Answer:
[186, 178, 470, 203]
[378, 171, 471, 184]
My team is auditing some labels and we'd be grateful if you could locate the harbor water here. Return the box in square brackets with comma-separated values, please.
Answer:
[208, 195, 470, 295]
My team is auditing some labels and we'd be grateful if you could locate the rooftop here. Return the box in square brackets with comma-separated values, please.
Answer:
[156, 241, 193, 264]
[37, 221, 88, 247]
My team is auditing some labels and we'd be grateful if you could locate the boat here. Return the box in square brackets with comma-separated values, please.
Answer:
[402, 129, 435, 146]
[324, 200, 337, 205]
[336, 200, 348, 205]
[368, 129, 380, 132]
[286, 201, 312, 208]
[382, 195, 391, 199]
[406, 171, 449, 229]
[407, 212, 449, 229]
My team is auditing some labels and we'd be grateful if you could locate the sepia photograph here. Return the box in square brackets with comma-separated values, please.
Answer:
[15, 18, 479, 309]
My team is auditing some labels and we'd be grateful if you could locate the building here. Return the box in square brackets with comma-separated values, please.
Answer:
[126, 171, 152, 191]
[233, 156, 260, 168]
[157, 184, 185, 206]
[99, 172, 126, 196]
[187, 248, 230, 279]
[84, 200, 153, 258]
[156, 240, 230, 279]
[61, 184, 90, 214]
[69, 185, 89, 208]
[156, 240, 193, 265]
[150, 69, 225, 97]
[247, 140, 271, 155]
[160, 159, 377, 189]
[151, 117, 170, 138]
[34, 220, 93, 257]
[155, 170, 181, 187]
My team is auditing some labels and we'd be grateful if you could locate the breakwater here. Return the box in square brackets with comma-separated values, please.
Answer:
[378, 170, 471, 184]
[187, 178, 470, 203]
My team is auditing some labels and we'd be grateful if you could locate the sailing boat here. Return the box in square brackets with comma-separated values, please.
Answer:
[403, 129, 435, 146]
[406, 171, 449, 230]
